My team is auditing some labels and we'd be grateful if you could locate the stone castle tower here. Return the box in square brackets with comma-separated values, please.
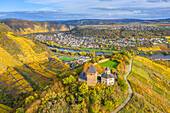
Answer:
[86, 65, 97, 86]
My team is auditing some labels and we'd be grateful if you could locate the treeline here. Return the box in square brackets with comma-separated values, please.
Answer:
[69, 27, 170, 39]
[16, 74, 128, 113]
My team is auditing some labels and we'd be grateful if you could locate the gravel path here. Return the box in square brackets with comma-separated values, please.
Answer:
[112, 58, 133, 113]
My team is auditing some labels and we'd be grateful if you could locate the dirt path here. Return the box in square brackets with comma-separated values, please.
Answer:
[112, 58, 133, 113]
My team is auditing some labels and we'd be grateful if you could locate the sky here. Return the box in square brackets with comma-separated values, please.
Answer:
[0, 0, 170, 20]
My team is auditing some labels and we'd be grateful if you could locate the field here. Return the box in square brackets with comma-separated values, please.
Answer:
[165, 36, 170, 42]
[99, 60, 119, 70]
[59, 57, 77, 61]
[138, 46, 162, 51]
[154, 24, 170, 29]
[166, 36, 170, 39]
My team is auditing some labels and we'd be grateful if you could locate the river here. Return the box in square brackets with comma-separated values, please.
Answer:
[49, 46, 170, 60]
[49, 46, 113, 55]
[138, 54, 170, 60]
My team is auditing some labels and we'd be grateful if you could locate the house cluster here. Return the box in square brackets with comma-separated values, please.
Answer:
[95, 25, 159, 30]
[78, 65, 117, 86]
[112, 37, 169, 46]
[62, 56, 91, 68]
[35, 33, 101, 48]
[34, 33, 168, 48]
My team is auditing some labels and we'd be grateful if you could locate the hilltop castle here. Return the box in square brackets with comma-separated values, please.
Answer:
[78, 65, 116, 86]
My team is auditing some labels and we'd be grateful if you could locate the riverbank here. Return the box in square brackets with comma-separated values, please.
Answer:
[47, 45, 117, 53]
[49, 46, 170, 60]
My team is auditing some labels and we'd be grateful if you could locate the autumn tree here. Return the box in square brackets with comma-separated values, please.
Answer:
[79, 82, 88, 95]
[101, 55, 105, 59]
[104, 100, 114, 112]
[93, 51, 95, 57]
[63, 50, 68, 54]
[62, 75, 75, 85]
[92, 58, 96, 63]
[56, 48, 58, 53]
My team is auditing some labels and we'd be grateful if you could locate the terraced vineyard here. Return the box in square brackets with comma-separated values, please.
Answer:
[120, 56, 170, 113]
[0, 104, 12, 113]
[0, 24, 70, 111]
[7, 32, 48, 63]
[0, 47, 22, 74]
[0, 67, 33, 94]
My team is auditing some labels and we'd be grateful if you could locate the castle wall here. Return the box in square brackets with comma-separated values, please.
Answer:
[101, 77, 114, 85]
[87, 72, 97, 86]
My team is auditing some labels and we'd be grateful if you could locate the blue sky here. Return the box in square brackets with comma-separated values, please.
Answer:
[0, 0, 170, 20]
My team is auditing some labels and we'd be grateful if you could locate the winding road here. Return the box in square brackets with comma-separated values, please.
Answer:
[112, 58, 133, 113]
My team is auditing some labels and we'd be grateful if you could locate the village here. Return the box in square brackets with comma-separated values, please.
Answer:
[59, 56, 91, 68]
[34, 33, 169, 49]
[94, 25, 160, 30]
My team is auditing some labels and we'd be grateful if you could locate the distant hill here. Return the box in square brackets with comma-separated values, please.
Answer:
[58, 18, 170, 25]
[58, 19, 143, 25]
[0, 18, 169, 35]
[143, 18, 170, 24]
[0, 19, 71, 35]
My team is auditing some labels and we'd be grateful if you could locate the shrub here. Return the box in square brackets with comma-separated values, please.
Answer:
[16, 107, 25, 113]
[117, 78, 128, 92]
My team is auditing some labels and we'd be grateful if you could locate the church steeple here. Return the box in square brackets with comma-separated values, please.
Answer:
[105, 66, 111, 74]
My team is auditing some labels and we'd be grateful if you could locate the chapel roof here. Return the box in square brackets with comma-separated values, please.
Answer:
[105, 66, 110, 70]
[101, 73, 114, 79]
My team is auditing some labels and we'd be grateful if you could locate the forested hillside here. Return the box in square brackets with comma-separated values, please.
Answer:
[0, 19, 70, 35]
[0, 24, 69, 112]
[70, 27, 170, 39]
[59, 19, 170, 25]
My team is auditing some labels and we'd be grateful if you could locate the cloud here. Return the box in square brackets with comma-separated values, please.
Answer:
[0, 14, 6, 17]
[90, 6, 170, 12]
[35, 7, 62, 12]
[0, 0, 170, 20]
[90, 6, 170, 19]
[25, 0, 62, 4]
[147, 0, 169, 2]
[0, 11, 92, 20]
[99, 0, 113, 1]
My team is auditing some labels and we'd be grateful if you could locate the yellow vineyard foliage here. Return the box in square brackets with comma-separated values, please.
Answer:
[0, 47, 22, 74]
[165, 36, 170, 39]
[59, 25, 69, 31]
[0, 67, 33, 93]
[18, 24, 69, 35]
[19, 24, 50, 34]
[7, 32, 48, 63]
[135, 56, 170, 80]
[165, 36, 170, 42]
[0, 104, 12, 113]
[138, 46, 162, 51]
